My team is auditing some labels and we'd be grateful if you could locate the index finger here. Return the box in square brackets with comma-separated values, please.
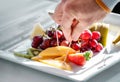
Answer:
[61, 13, 74, 42]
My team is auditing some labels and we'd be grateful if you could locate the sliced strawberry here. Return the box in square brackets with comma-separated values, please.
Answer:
[68, 53, 86, 66]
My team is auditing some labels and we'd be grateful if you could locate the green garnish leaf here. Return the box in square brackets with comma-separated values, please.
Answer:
[84, 51, 91, 61]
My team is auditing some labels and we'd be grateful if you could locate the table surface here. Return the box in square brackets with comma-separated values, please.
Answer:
[0, 0, 120, 82]
[0, 58, 120, 82]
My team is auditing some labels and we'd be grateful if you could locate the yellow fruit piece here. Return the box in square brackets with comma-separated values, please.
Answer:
[31, 56, 41, 61]
[55, 55, 69, 63]
[30, 23, 46, 39]
[39, 59, 72, 71]
[55, 56, 65, 61]
[89, 51, 93, 58]
[39, 46, 76, 57]
[31, 56, 57, 61]
[89, 23, 109, 47]
[113, 33, 120, 44]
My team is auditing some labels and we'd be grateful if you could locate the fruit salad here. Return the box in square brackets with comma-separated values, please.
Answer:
[14, 23, 109, 71]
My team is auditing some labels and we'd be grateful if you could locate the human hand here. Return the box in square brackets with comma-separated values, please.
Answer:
[52, 0, 107, 42]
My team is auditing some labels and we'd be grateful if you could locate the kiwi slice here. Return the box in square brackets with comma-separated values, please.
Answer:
[89, 23, 109, 47]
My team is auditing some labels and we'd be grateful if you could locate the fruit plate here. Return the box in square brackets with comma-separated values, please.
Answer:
[0, 13, 120, 82]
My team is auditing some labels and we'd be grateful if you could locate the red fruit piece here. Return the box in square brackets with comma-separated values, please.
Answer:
[96, 43, 103, 52]
[32, 36, 43, 48]
[39, 39, 51, 50]
[80, 40, 90, 52]
[50, 39, 58, 47]
[80, 29, 92, 41]
[53, 30, 63, 39]
[92, 31, 101, 40]
[46, 30, 54, 37]
[68, 53, 86, 66]
[59, 35, 66, 42]
[71, 43, 80, 51]
[89, 39, 98, 48]
[81, 41, 89, 48]
[60, 40, 69, 47]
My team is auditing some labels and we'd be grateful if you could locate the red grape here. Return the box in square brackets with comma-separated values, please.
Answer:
[80, 29, 92, 41]
[89, 39, 98, 48]
[72, 40, 79, 43]
[32, 36, 43, 48]
[50, 39, 58, 47]
[71, 43, 80, 51]
[39, 39, 51, 50]
[80, 41, 90, 52]
[96, 43, 103, 52]
[46, 30, 54, 37]
[53, 30, 63, 39]
[59, 35, 66, 42]
[92, 31, 101, 40]
[80, 48, 89, 52]
[60, 40, 69, 46]
[81, 41, 89, 48]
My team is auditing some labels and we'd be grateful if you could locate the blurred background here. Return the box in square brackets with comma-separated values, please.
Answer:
[113, 2, 120, 14]
[0, 0, 120, 50]
[0, 0, 58, 50]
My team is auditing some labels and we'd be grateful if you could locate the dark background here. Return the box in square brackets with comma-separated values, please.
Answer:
[113, 2, 120, 14]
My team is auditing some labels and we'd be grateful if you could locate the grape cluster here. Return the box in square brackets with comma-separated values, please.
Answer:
[32, 27, 67, 50]
[31, 27, 103, 52]
[79, 29, 103, 52]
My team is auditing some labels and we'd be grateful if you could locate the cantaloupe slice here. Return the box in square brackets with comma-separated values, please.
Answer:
[39, 46, 76, 57]
[31, 56, 57, 61]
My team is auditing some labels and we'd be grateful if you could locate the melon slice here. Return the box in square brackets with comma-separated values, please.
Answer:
[39, 46, 76, 57]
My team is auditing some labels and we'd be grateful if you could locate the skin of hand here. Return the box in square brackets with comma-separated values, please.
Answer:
[52, 0, 107, 42]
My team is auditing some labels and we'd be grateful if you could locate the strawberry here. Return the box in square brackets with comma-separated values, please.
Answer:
[68, 53, 86, 66]
[67, 51, 93, 66]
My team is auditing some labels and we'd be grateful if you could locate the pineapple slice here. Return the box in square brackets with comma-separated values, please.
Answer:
[30, 23, 46, 39]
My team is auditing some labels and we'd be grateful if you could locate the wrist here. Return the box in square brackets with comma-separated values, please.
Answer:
[96, 0, 119, 13]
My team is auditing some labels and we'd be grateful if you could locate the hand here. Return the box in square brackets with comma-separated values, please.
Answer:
[52, 0, 107, 42]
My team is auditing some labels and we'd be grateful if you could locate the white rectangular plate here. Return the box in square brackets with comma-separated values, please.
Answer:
[0, 13, 120, 82]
